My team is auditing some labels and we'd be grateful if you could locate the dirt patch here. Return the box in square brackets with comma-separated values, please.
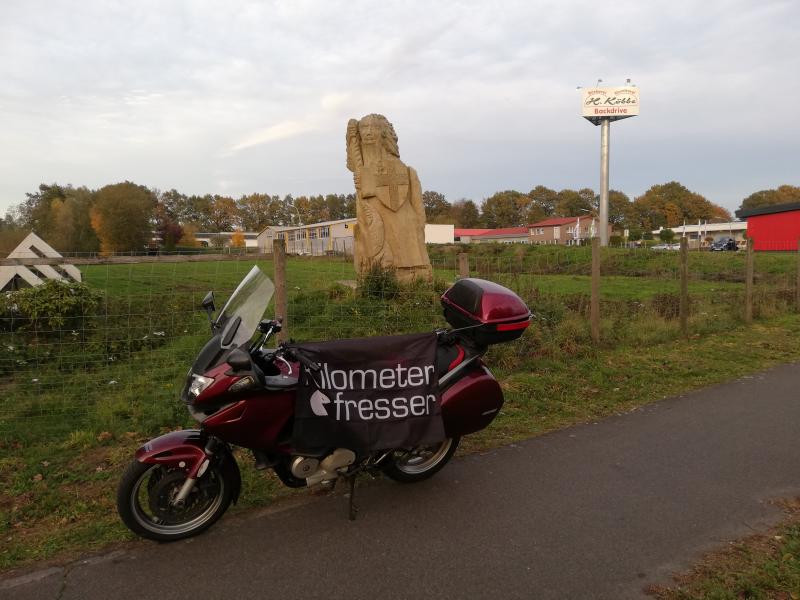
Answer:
[646, 497, 800, 598]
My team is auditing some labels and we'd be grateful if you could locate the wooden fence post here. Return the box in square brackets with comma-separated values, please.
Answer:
[591, 237, 600, 343]
[457, 253, 469, 278]
[745, 238, 754, 324]
[796, 238, 800, 313]
[273, 239, 288, 342]
[679, 236, 689, 338]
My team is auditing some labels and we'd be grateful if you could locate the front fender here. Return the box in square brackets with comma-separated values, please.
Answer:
[135, 429, 206, 467]
[135, 429, 241, 505]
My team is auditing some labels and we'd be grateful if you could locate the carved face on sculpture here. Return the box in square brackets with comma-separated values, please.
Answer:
[357, 114, 400, 158]
[358, 116, 381, 146]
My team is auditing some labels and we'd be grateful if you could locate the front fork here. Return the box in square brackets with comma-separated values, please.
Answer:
[172, 438, 218, 505]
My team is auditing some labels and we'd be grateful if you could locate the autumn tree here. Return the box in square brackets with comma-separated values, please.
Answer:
[293, 195, 330, 225]
[325, 194, 354, 220]
[554, 188, 595, 217]
[739, 185, 800, 212]
[90, 182, 156, 254]
[158, 221, 184, 250]
[237, 193, 276, 231]
[178, 223, 200, 247]
[527, 185, 558, 222]
[207, 195, 239, 231]
[630, 182, 730, 231]
[343, 194, 356, 219]
[608, 190, 632, 227]
[158, 189, 192, 224]
[49, 187, 99, 253]
[209, 234, 226, 249]
[230, 230, 245, 248]
[16, 183, 99, 253]
[481, 190, 530, 228]
[17, 183, 65, 237]
[0, 210, 27, 255]
[310, 195, 329, 223]
[184, 194, 215, 229]
[152, 197, 183, 250]
[282, 194, 303, 226]
[422, 190, 451, 223]
[450, 199, 481, 228]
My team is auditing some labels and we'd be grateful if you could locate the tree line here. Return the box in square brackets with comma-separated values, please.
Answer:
[427, 183, 799, 238]
[425, 183, 736, 236]
[2, 180, 798, 254]
[0, 183, 357, 254]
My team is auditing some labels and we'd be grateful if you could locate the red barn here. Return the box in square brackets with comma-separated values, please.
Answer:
[736, 202, 800, 251]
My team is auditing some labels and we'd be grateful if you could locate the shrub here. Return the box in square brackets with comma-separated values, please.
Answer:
[358, 263, 400, 300]
[650, 292, 682, 319]
[0, 280, 103, 331]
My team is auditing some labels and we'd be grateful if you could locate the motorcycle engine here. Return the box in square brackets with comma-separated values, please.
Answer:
[291, 449, 355, 486]
[290, 457, 319, 479]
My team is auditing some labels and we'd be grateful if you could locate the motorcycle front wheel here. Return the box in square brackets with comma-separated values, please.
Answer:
[116, 459, 233, 542]
[382, 437, 460, 483]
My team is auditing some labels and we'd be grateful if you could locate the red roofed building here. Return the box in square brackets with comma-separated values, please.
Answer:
[454, 228, 492, 242]
[529, 216, 612, 246]
[471, 227, 531, 244]
[453, 218, 613, 245]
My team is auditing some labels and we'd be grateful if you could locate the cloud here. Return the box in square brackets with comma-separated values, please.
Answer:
[0, 0, 798, 213]
[227, 120, 319, 153]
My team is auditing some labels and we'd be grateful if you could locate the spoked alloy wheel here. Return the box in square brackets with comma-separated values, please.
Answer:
[382, 437, 460, 483]
[117, 460, 233, 542]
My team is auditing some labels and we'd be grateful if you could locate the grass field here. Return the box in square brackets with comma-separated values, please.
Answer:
[2, 245, 800, 583]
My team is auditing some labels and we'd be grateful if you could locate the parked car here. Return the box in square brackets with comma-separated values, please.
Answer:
[710, 238, 737, 251]
[651, 242, 680, 250]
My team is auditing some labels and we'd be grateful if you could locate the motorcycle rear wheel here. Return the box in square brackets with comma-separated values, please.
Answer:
[382, 437, 460, 483]
[117, 459, 233, 542]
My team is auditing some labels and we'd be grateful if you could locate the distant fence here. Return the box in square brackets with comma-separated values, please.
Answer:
[2, 242, 800, 443]
[0, 252, 273, 267]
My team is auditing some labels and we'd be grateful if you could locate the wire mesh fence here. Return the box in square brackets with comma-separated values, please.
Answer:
[2, 242, 799, 445]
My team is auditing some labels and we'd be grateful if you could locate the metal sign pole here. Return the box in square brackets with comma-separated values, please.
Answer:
[599, 117, 610, 246]
[580, 83, 638, 247]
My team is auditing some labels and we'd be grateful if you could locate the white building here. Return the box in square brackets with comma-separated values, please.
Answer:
[651, 221, 747, 248]
[257, 219, 454, 256]
[258, 218, 357, 256]
[194, 232, 260, 249]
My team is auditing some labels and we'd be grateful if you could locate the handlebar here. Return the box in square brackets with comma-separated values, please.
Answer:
[279, 345, 321, 372]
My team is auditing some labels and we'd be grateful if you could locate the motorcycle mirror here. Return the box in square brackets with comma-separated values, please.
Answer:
[201, 291, 215, 313]
[202, 291, 216, 332]
[227, 348, 251, 371]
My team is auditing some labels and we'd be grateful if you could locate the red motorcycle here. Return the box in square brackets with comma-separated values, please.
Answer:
[116, 266, 530, 541]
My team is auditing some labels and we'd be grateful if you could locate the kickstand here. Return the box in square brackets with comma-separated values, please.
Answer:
[346, 473, 358, 521]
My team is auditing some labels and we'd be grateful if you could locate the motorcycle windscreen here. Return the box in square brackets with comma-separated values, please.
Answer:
[291, 333, 445, 454]
[216, 266, 275, 350]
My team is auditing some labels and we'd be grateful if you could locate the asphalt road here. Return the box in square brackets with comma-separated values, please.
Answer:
[4, 363, 800, 600]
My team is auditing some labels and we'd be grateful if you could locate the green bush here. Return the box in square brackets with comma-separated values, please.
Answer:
[0, 280, 103, 331]
[358, 263, 401, 300]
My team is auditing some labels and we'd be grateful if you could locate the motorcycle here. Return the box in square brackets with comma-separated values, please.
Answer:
[116, 266, 530, 541]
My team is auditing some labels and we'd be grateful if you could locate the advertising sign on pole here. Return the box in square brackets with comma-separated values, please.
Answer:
[581, 87, 639, 126]
[580, 84, 640, 246]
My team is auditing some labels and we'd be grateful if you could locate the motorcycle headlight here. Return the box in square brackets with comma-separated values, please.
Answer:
[188, 374, 215, 398]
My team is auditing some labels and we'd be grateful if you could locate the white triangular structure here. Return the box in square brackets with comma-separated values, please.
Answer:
[0, 232, 82, 292]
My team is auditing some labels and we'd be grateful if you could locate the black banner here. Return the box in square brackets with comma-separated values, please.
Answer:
[291, 332, 444, 454]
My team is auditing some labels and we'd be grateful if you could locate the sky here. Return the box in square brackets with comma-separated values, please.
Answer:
[1, 0, 798, 216]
